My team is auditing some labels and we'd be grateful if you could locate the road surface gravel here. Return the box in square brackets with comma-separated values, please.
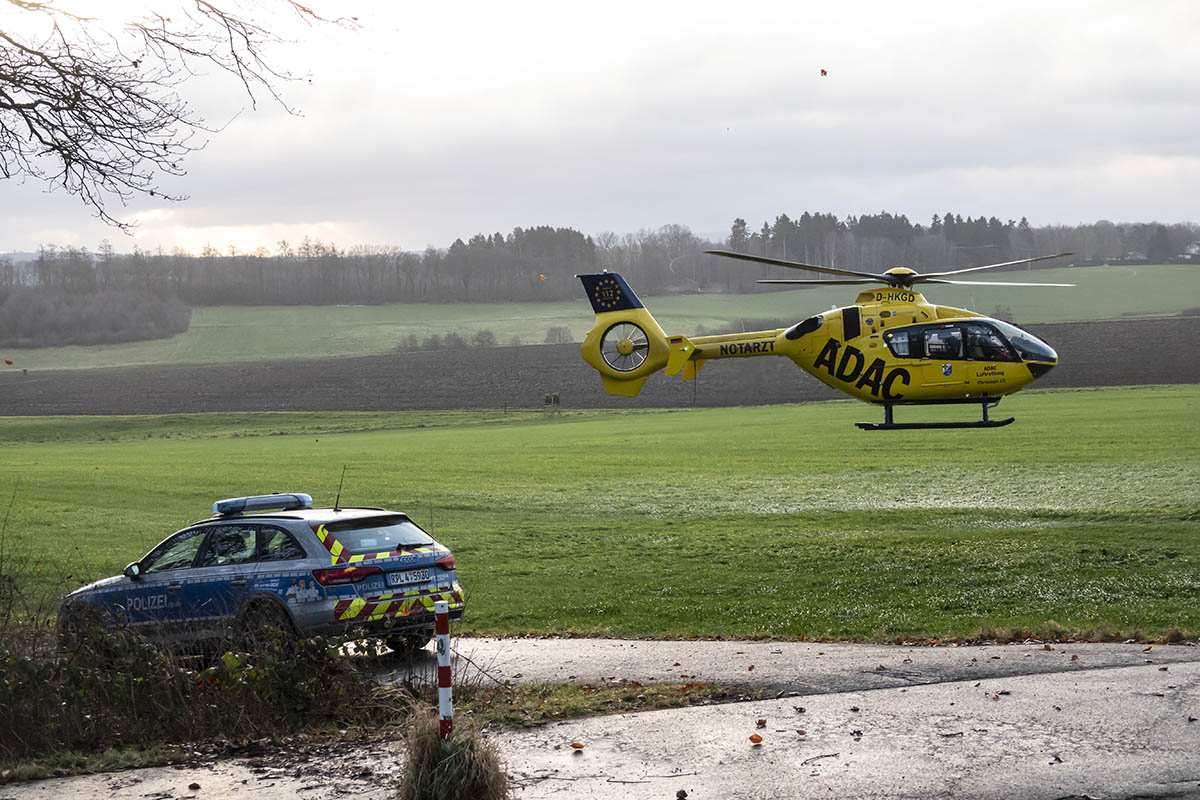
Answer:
[5, 639, 1198, 800]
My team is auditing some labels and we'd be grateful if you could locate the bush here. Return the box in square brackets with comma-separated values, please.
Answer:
[471, 329, 497, 348]
[0, 623, 396, 763]
[398, 707, 510, 800]
[544, 326, 573, 344]
[0, 288, 191, 348]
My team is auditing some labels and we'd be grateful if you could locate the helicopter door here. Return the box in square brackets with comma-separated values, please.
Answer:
[917, 324, 968, 388]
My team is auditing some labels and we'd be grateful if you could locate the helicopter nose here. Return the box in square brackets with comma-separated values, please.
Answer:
[1027, 360, 1055, 379]
[1026, 343, 1057, 379]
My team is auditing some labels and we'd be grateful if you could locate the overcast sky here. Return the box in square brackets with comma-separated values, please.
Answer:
[3, 0, 1199, 255]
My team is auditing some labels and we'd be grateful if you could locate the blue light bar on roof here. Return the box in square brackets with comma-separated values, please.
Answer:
[213, 493, 313, 515]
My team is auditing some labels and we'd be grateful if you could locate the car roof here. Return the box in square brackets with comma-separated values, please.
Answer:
[193, 506, 406, 526]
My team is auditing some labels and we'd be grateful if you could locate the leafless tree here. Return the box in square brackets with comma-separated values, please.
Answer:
[0, 1, 350, 229]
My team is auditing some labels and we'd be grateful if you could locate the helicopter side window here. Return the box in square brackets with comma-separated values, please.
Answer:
[963, 323, 1017, 362]
[923, 325, 963, 359]
[883, 329, 913, 357]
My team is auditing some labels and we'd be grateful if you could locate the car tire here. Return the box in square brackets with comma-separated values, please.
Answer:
[386, 630, 432, 655]
[238, 600, 296, 650]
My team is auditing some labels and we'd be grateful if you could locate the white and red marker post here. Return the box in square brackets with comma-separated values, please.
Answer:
[434, 600, 454, 744]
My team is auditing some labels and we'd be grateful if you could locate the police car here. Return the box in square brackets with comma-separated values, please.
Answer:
[58, 493, 464, 652]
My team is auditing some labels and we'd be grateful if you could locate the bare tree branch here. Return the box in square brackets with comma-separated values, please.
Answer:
[0, 0, 352, 230]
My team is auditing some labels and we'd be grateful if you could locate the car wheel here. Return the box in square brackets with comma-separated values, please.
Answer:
[386, 630, 432, 655]
[238, 600, 296, 650]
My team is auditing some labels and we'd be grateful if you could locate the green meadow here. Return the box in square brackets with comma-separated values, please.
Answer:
[12, 264, 1199, 371]
[2, 384, 1197, 640]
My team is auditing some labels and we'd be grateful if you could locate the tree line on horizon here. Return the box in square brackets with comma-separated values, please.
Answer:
[1, 213, 1197, 348]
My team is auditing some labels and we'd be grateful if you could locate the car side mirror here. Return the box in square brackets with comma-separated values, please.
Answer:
[123, 562, 142, 580]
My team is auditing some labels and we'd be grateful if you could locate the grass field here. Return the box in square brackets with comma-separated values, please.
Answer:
[9, 264, 1199, 372]
[2, 384, 1198, 641]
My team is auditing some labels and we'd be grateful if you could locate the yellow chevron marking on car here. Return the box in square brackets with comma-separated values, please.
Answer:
[332, 589, 463, 623]
[339, 597, 366, 622]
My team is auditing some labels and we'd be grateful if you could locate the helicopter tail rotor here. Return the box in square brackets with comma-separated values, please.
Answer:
[578, 272, 687, 397]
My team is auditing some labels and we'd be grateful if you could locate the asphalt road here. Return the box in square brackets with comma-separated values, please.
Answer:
[11, 639, 1196, 800]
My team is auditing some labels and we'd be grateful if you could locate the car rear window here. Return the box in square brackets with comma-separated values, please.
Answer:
[323, 514, 433, 554]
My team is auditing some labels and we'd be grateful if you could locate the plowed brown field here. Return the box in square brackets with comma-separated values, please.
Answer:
[0, 317, 1196, 415]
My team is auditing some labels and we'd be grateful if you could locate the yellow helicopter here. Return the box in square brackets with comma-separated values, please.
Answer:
[576, 251, 1074, 429]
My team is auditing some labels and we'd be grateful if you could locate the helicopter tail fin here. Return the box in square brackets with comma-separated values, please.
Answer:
[577, 273, 693, 397]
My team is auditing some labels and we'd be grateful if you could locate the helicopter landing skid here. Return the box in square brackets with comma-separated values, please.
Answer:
[857, 399, 1014, 431]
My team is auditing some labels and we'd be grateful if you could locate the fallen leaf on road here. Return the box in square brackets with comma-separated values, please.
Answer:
[849, 706, 860, 712]
[1071, 655, 1078, 661]
[796, 729, 806, 735]
[748, 665, 755, 671]
[1042, 644, 1054, 651]
[1144, 645, 1155, 653]
[749, 734, 763, 744]
[189, 784, 201, 791]
[570, 742, 584, 750]
[756, 719, 766, 728]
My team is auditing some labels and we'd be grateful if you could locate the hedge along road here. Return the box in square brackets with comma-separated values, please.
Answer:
[0, 316, 1197, 414]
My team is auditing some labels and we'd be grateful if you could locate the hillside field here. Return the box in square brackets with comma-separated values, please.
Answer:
[2, 384, 1197, 640]
[6, 263, 1198, 372]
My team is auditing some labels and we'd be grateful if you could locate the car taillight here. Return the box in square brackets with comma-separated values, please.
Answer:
[312, 565, 383, 586]
[435, 554, 456, 571]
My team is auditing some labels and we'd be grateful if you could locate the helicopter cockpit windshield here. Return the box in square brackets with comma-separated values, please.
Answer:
[988, 319, 1057, 363]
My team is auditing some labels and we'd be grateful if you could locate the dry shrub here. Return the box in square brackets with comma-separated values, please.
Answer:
[398, 708, 509, 800]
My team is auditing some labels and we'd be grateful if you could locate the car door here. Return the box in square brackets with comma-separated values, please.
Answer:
[184, 524, 260, 639]
[125, 527, 208, 639]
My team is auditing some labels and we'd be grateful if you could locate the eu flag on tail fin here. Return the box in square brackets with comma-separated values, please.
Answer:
[577, 273, 644, 313]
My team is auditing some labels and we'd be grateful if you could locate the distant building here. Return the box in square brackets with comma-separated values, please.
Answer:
[1181, 242, 1200, 260]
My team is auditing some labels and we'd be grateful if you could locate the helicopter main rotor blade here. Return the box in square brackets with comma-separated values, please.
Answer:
[922, 252, 1073, 278]
[756, 278, 882, 285]
[921, 279, 1076, 287]
[705, 250, 882, 281]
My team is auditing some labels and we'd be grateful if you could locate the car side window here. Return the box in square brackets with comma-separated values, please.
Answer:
[143, 529, 208, 573]
[198, 525, 258, 568]
[260, 527, 306, 562]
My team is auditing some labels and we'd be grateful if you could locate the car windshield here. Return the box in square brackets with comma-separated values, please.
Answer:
[323, 514, 433, 554]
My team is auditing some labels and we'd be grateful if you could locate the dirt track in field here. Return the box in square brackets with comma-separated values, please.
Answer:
[0, 316, 1196, 416]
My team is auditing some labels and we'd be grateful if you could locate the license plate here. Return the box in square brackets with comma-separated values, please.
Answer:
[386, 568, 430, 587]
